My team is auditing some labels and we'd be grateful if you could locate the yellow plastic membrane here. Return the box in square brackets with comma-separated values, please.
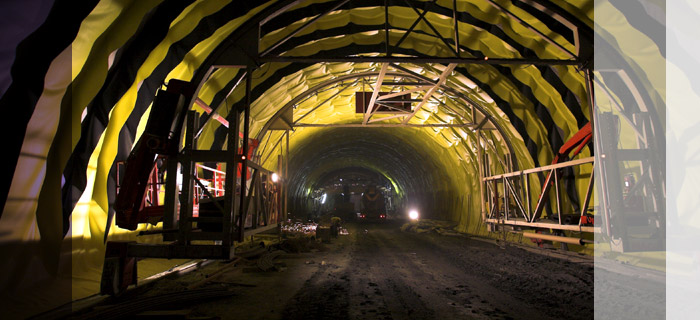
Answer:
[4, 1, 657, 311]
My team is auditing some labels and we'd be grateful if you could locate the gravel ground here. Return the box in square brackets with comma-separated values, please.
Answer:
[279, 222, 592, 320]
[77, 221, 668, 319]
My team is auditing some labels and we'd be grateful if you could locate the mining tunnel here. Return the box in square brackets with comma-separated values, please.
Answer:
[0, 0, 667, 319]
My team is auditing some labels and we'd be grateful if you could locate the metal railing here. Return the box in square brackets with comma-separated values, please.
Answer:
[482, 157, 597, 233]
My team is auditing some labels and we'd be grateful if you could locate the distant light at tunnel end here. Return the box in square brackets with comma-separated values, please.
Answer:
[271, 173, 279, 183]
[409, 209, 419, 220]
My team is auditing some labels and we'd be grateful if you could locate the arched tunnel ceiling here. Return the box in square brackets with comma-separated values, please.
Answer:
[0, 0, 666, 292]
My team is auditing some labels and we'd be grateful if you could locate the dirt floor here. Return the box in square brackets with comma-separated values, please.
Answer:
[70, 221, 614, 319]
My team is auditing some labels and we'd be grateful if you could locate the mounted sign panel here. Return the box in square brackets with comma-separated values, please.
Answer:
[355, 92, 413, 114]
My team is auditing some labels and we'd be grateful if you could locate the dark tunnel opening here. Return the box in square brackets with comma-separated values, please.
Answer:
[286, 127, 458, 222]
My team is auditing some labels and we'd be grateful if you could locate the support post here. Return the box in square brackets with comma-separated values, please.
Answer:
[285, 129, 290, 220]
[163, 157, 179, 240]
[524, 173, 531, 222]
[237, 68, 253, 242]
[580, 166, 595, 223]
[554, 169, 562, 225]
[277, 154, 283, 222]
[178, 111, 198, 245]
[477, 130, 486, 221]
[503, 176, 508, 221]
[223, 94, 240, 248]
[584, 67, 611, 236]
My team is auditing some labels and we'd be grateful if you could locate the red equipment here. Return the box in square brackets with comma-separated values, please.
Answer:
[532, 122, 592, 221]
[114, 80, 258, 230]
[114, 80, 193, 230]
[551, 122, 592, 165]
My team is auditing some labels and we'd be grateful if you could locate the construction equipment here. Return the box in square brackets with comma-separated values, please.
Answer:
[102, 77, 284, 295]
[481, 122, 596, 246]
[360, 185, 386, 221]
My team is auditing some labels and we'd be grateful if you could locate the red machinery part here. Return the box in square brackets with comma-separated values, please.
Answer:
[552, 122, 592, 165]
[580, 215, 594, 226]
[114, 84, 188, 230]
[114, 79, 261, 231]
[534, 122, 592, 211]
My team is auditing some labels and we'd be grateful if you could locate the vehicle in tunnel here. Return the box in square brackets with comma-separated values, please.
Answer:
[359, 185, 387, 222]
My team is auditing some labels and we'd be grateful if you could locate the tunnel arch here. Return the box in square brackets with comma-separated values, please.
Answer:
[178, 61, 526, 226]
[253, 68, 518, 169]
[0, 0, 669, 311]
[43, 0, 603, 234]
[284, 127, 461, 220]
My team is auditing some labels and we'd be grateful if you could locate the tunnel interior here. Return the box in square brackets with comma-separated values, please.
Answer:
[0, 0, 670, 317]
[302, 166, 397, 216]
[286, 127, 458, 221]
[196, 61, 547, 234]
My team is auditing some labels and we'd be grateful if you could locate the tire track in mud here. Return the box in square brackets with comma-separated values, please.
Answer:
[346, 227, 436, 319]
[387, 228, 592, 320]
[281, 223, 593, 320]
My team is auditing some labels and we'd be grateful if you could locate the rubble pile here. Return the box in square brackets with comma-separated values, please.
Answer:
[281, 220, 318, 236]
[401, 219, 462, 237]
[278, 220, 328, 253]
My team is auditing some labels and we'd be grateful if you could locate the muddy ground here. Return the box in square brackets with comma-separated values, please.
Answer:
[70, 221, 664, 319]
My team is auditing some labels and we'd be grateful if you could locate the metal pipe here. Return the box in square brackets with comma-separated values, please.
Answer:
[521, 232, 586, 245]
[524, 173, 531, 222]
[477, 129, 486, 221]
[503, 176, 508, 221]
[580, 166, 595, 223]
[195, 98, 229, 128]
[505, 178, 527, 221]
[554, 169, 562, 225]
[363, 63, 388, 124]
[483, 157, 594, 181]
